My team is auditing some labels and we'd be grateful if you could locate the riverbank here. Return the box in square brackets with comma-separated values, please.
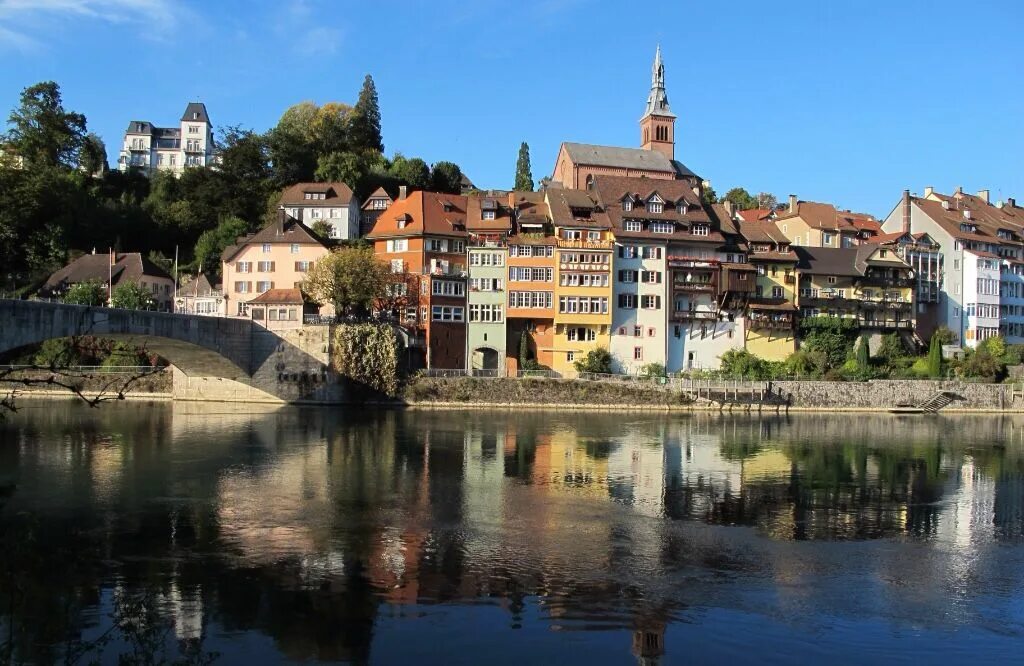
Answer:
[400, 376, 1024, 413]
[8, 370, 1024, 413]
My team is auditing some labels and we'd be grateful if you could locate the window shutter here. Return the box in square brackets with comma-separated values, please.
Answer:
[655, 296, 662, 309]
[270, 261, 275, 272]
[618, 246, 624, 258]
[656, 272, 662, 284]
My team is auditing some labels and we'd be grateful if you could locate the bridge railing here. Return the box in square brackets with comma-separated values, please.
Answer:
[1, 365, 167, 375]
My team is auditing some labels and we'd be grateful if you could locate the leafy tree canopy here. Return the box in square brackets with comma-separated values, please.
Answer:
[430, 161, 463, 195]
[110, 281, 156, 310]
[514, 142, 533, 191]
[5, 81, 86, 170]
[300, 247, 389, 316]
[62, 280, 106, 306]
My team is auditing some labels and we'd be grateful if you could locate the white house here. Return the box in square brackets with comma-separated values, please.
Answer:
[279, 182, 361, 241]
[118, 102, 215, 175]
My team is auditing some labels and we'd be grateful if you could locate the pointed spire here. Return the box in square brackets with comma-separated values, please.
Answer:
[643, 45, 675, 119]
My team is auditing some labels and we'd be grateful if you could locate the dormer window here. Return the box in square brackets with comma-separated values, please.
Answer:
[676, 203, 687, 214]
[442, 202, 454, 212]
[482, 210, 496, 220]
[623, 200, 633, 212]
[304, 193, 311, 200]
[624, 220, 642, 232]
[648, 202, 663, 214]
[650, 222, 674, 234]
[692, 224, 709, 236]
[960, 223, 976, 233]
[998, 229, 1012, 240]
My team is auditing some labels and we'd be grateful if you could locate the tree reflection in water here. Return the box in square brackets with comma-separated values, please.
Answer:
[2, 403, 1024, 664]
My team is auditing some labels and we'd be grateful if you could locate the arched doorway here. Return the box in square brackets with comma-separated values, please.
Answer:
[472, 347, 499, 371]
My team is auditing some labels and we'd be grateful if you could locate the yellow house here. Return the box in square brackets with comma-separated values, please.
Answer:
[794, 246, 915, 333]
[546, 189, 614, 376]
[746, 252, 798, 360]
[775, 195, 879, 248]
[738, 220, 797, 360]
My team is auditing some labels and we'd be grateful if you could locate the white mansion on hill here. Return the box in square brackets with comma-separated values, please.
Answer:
[117, 102, 216, 176]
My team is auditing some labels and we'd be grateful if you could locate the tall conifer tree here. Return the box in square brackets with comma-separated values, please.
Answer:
[349, 75, 383, 153]
[514, 142, 533, 191]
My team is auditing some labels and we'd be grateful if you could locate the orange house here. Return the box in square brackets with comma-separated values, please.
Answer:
[367, 187, 468, 369]
[505, 192, 557, 370]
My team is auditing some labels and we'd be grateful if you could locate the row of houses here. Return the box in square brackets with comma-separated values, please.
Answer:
[41, 47, 1020, 375]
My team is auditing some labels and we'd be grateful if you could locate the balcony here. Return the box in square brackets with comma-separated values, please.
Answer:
[749, 316, 794, 331]
[556, 239, 612, 250]
[858, 319, 913, 330]
[673, 282, 715, 293]
[671, 310, 720, 322]
[422, 264, 467, 277]
[784, 275, 796, 285]
[468, 238, 507, 247]
[798, 295, 855, 308]
[184, 145, 204, 154]
[859, 276, 916, 288]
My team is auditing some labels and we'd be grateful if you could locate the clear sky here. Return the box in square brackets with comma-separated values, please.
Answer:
[1, 0, 1021, 216]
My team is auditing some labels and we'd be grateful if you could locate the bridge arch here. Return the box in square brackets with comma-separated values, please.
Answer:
[0, 300, 257, 378]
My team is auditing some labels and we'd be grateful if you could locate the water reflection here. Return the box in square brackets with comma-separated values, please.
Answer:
[2, 403, 1024, 663]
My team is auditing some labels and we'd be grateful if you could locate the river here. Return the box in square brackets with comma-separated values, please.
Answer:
[1, 401, 1023, 664]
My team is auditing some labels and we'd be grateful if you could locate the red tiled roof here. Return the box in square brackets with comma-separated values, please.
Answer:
[366, 191, 469, 239]
[737, 208, 773, 222]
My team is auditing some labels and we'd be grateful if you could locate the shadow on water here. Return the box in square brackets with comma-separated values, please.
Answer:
[2, 403, 1024, 664]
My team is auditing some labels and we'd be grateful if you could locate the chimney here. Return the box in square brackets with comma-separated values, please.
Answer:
[977, 189, 990, 204]
[924, 186, 934, 198]
[788, 194, 797, 213]
[276, 205, 286, 235]
[723, 200, 735, 216]
[1009, 197, 1017, 209]
[901, 189, 911, 233]
[692, 185, 701, 199]
[954, 186, 963, 196]
[399, 185, 408, 201]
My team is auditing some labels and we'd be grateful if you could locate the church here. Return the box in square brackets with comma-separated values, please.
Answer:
[550, 46, 701, 191]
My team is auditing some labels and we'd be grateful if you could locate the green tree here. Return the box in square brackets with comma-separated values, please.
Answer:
[856, 335, 870, 368]
[311, 102, 352, 155]
[640, 362, 667, 378]
[311, 219, 332, 239]
[192, 216, 249, 278]
[514, 142, 533, 191]
[267, 101, 320, 185]
[931, 326, 956, 346]
[877, 333, 906, 365]
[700, 183, 718, 207]
[348, 75, 383, 153]
[574, 348, 612, 374]
[430, 161, 463, 194]
[927, 333, 943, 378]
[4, 81, 86, 170]
[316, 151, 367, 189]
[388, 154, 430, 189]
[720, 349, 770, 379]
[62, 280, 106, 306]
[518, 331, 529, 367]
[110, 281, 156, 310]
[721, 187, 758, 210]
[300, 247, 389, 316]
[79, 132, 107, 176]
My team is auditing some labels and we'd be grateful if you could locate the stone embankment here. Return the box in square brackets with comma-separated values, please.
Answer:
[402, 377, 1024, 412]
[4, 367, 172, 400]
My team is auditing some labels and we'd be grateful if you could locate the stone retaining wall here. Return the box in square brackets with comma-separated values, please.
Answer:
[773, 380, 1020, 411]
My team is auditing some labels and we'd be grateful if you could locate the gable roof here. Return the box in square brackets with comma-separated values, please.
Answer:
[794, 245, 909, 277]
[365, 191, 469, 239]
[247, 288, 304, 305]
[560, 142, 696, 179]
[739, 219, 791, 246]
[737, 208, 774, 222]
[466, 192, 513, 233]
[279, 182, 355, 206]
[221, 216, 327, 262]
[546, 188, 611, 230]
[588, 176, 725, 241]
[776, 200, 878, 233]
[39, 252, 171, 297]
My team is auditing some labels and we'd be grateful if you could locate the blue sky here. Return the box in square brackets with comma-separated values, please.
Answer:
[1, 0, 1021, 216]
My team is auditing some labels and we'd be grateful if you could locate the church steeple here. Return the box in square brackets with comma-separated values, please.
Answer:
[640, 45, 676, 159]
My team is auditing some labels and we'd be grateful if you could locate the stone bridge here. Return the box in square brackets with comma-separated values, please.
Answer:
[0, 299, 343, 403]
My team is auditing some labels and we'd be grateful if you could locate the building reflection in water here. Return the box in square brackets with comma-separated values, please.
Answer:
[2, 403, 1024, 663]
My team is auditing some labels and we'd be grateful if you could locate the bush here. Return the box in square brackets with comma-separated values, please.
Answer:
[639, 362, 667, 378]
[574, 348, 612, 374]
[930, 326, 956, 347]
[332, 323, 399, 396]
[877, 333, 907, 364]
[719, 349, 770, 379]
[110, 281, 156, 310]
[62, 280, 107, 306]
[800, 317, 857, 369]
[784, 349, 827, 379]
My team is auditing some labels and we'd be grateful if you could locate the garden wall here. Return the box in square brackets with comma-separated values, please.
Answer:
[773, 380, 1021, 411]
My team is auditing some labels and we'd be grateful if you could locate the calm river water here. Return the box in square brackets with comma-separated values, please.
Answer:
[1, 401, 1024, 664]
